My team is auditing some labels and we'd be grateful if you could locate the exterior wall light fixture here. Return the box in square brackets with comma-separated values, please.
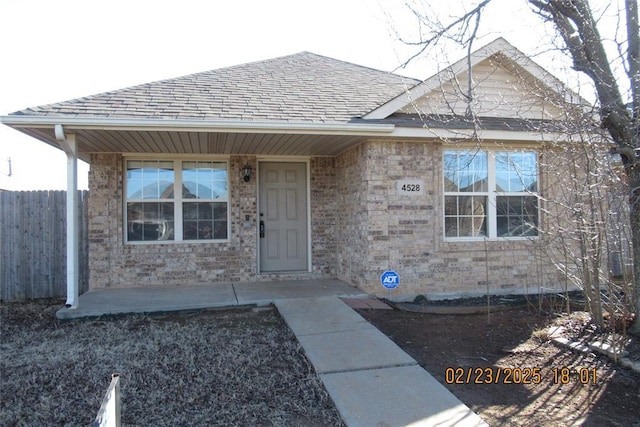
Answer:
[242, 164, 253, 182]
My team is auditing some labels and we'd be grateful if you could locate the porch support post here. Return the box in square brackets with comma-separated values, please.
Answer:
[55, 125, 79, 308]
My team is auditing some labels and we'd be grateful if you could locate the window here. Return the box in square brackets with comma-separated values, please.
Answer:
[444, 150, 538, 239]
[494, 152, 538, 238]
[126, 159, 228, 242]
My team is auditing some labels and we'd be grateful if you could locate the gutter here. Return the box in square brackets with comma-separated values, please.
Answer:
[0, 116, 395, 136]
[2, 114, 572, 143]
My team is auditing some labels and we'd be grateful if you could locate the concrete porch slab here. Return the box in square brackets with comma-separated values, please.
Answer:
[235, 278, 366, 305]
[320, 365, 488, 427]
[56, 283, 238, 319]
[341, 297, 393, 310]
[276, 295, 360, 315]
[56, 279, 365, 320]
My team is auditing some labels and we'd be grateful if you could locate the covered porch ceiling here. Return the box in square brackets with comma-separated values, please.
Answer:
[3, 118, 396, 162]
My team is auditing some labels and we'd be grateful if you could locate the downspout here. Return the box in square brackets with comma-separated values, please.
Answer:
[55, 124, 79, 308]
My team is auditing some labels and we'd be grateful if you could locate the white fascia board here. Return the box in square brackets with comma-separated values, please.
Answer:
[0, 116, 395, 136]
[388, 126, 570, 143]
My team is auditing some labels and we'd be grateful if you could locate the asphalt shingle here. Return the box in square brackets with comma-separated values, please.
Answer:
[13, 52, 420, 123]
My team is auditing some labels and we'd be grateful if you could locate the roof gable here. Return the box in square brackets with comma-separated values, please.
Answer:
[399, 56, 566, 120]
[363, 37, 585, 120]
[12, 52, 420, 124]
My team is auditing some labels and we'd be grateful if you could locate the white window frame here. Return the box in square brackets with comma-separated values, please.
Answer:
[124, 156, 230, 244]
[443, 149, 540, 242]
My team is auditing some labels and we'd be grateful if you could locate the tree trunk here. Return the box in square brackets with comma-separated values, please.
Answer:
[630, 169, 640, 334]
[529, 0, 640, 332]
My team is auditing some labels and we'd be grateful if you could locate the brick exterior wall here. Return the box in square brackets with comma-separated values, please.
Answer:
[335, 143, 370, 287]
[87, 154, 336, 289]
[88, 143, 565, 299]
[335, 140, 565, 300]
[310, 157, 338, 277]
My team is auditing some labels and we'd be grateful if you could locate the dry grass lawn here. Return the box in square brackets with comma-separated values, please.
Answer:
[0, 300, 344, 426]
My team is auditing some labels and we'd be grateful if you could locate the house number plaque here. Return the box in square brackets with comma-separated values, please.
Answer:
[396, 179, 424, 195]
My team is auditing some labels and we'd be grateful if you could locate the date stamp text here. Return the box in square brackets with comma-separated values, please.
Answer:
[444, 367, 597, 385]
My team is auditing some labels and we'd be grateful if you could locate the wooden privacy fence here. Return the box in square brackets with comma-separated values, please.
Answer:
[0, 190, 89, 300]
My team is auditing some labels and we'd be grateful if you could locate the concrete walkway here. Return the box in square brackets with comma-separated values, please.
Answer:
[56, 279, 487, 426]
[277, 296, 487, 427]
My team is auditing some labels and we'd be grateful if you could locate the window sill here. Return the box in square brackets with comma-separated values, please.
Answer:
[124, 239, 231, 245]
[444, 236, 540, 243]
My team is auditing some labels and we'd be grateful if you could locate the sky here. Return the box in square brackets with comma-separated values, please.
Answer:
[0, 0, 621, 190]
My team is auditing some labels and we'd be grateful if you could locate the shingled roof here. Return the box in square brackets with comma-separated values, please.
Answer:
[11, 52, 421, 124]
[2, 40, 586, 159]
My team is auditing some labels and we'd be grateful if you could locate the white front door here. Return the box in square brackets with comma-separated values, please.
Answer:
[259, 162, 308, 272]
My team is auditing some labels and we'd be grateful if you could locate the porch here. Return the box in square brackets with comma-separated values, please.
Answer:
[56, 278, 367, 319]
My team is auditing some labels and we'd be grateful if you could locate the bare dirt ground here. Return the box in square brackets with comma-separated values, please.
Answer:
[360, 303, 640, 427]
[0, 300, 343, 427]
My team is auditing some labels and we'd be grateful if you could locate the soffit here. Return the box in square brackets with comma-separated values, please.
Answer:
[18, 127, 370, 161]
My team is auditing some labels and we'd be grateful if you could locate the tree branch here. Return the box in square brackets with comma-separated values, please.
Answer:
[395, 0, 494, 71]
[626, 0, 640, 123]
[529, 0, 636, 168]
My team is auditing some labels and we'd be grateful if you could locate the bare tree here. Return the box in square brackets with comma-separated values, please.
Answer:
[531, 0, 639, 332]
[394, 0, 639, 332]
[541, 119, 634, 330]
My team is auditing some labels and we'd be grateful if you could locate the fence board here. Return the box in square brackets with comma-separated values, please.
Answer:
[0, 190, 89, 300]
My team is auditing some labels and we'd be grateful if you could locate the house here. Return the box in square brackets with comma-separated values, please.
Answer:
[1, 38, 585, 307]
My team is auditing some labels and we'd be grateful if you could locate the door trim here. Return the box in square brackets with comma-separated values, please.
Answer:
[257, 158, 312, 273]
